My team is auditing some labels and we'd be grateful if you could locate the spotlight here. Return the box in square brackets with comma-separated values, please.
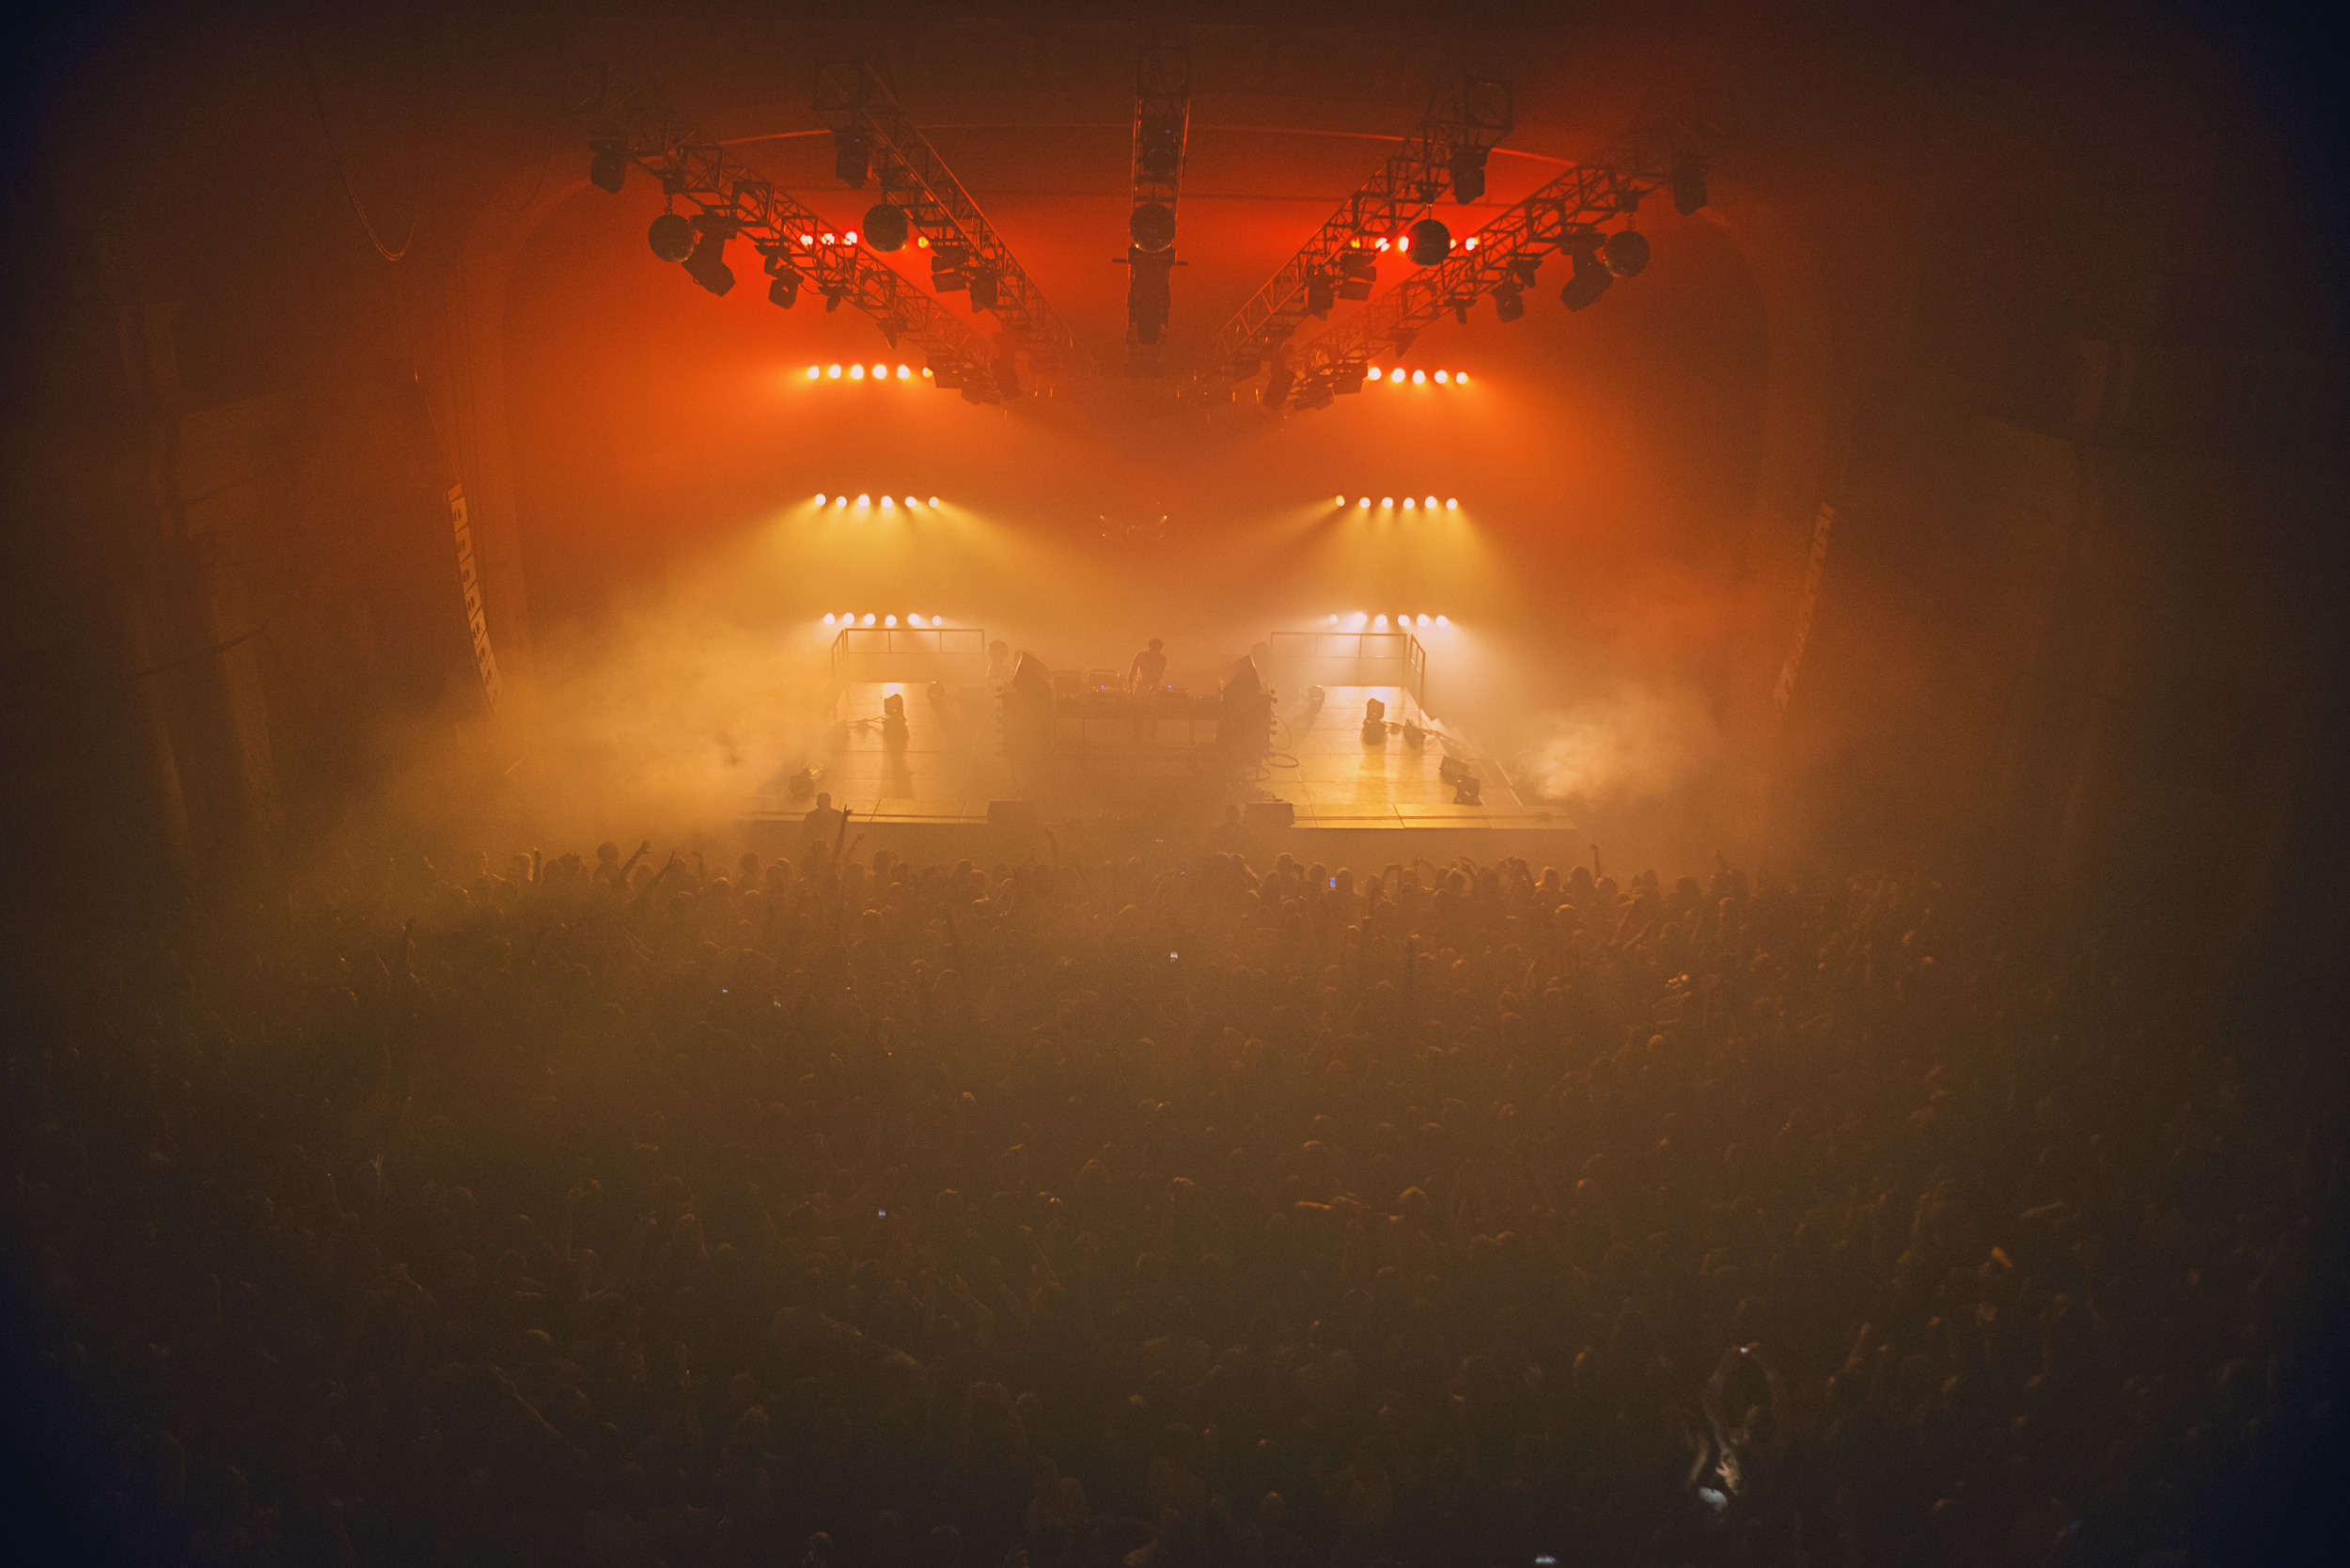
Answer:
[851, 365, 866, 381]
[1138, 120, 1183, 180]
[1671, 152, 1709, 215]
[861, 613, 875, 625]
[1445, 497, 1458, 510]
[843, 230, 857, 245]
[1402, 497, 1416, 510]
[1374, 614, 1389, 628]
[1436, 614, 1449, 624]
[1328, 614, 1340, 624]
[806, 365, 819, 379]
[1449, 146, 1488, 202]
[648, 212, 696, 262]
[1603, 230, 1652, 276]
[855, 494, 870, 507]
[885, 614, 897, 625]
[589, 142, 628, 194]
[881, 496, 895, 510]
[1380, 496, 1393, 509]
[823, 613, 837, 625]
[896, 365, 911, 379]
[834, 131, 870, 187]
[1411, 369, 1426, 384]
[822, 287, 845, 312]
[1334, 494, 1346, 506]
[872, 363, 887, 379]
[1367, 367, 1384, 382]
[1454, 372, 1470, 384]
[1351, 612, 1368, 627]
[928, 496, 940, 507]
[864, 202, 910, 251]
[814, 494, 827, 505]
[1434, 371, 1449, 384]
[833, 496, 846, 508]
[905, 496, 917, 509]
[930, 245, 969, 292]
[1507, 256, 1542, 290]
[1306, 273, 1336, 318]
[1357, 497, 1371, 509]
[1492, 285, 1525, 321]
[768, 270, 800, 308]
[1416, 614, 1430, 626]
[1130, 202, 1177, 252]
[827, 364, 842, 378]
[1424, 496, 1437, 509]
[968, 269, 1000, 310]
[683, 226, 735, 294]
[1407, 217, 1451, 266]
[1559, 250, 1613, 310]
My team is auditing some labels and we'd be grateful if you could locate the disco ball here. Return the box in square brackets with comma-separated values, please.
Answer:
[648, 212, 696, 262]
[1603, 229, 1652, 277]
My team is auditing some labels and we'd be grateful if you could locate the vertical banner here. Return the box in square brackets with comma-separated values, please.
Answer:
[448, 484, 503, 713]
[1774, 502, 1835, 723]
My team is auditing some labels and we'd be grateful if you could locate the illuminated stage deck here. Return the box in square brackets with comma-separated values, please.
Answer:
[745, 629, 1574, 866]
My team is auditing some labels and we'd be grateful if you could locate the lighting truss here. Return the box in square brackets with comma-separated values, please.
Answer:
[815, 58, 1089, 377]
[560, 59, 995, 391]
[1277, 96, 1720, 410]
[1191, 76, 1512, 397]
[1125, 43, 1191, 372]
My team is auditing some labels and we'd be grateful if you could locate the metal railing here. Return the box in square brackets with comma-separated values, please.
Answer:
[1269, 630, 1426, 706]
[829, 625, 987, 683]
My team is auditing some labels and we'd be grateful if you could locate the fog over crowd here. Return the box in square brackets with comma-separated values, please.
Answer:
[2, 823, 2341, 1567]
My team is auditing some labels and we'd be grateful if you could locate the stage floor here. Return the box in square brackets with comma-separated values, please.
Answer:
[747, 682, 1571, 854]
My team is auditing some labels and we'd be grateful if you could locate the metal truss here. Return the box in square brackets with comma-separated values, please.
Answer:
[561, 60, 1004, 398]
[815, 59, 1089, 377]
[1191, 76, 1512, 395]
[1124, 43, 1191, 374]
[1277, 96, 1718, 410]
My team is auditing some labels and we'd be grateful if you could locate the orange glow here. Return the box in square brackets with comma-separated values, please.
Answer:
[805, 365, 819, 379]
[827, 364, 842, 378]
[1434, 370, 1449, 384]
[850, 365, 865, 380]
[1412, 369, 1426, 384]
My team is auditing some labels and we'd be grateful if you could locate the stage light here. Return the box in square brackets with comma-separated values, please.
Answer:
[589, 142, 628, 194]
[921, 367, 932, 377]
[834, 131, 870, 186]
[1435, 614, 1449, 624]
[885, 614, 898, 625]
[1328, 614, 1339, 624]
[968, 269, 1000, 310]
[806, 366, 819, 379]
[864, 203, 910, 251]
[1493, 285, 1525, 321]
[1425, 495, 1437, 510]
[1411, 369, 1426, 384]
[928, 495, 940, 507]
[1454, 372, 1469, 384]
[1380, 496, 1394, 509]
[1408, 218, 1450, 265]
[855, 494, 870, 507]
[897, 365, 911, 379]
[1445, 497, 1458, 510]
[1306, 274, 1336, 318]
[1434, 370, 1449, 384]
[1374, 237, 1390, 252]
[648, 212, 696, 262]
[1603, 230, 1651, 276]
[1449, 146, 1488, 203]
[1416, 614, 1430, 626]
[1560, 250, 1613, 310]
[1351, 612, 1368, 627]
[1671, 152, 1708, 215]
[1402, 497, 1417, 510]
[850, 365, 865, 380]
[801, 233, 815, 246]
[1374, 614, 1389, 628]
[833, 496, 846, 509]
[827, 364, 842, 378]
[1366, 367, 1384, 382]
[1357, 497, 1371, 509]
[843, 230, 857, 244]
[814, 494, 827, 505]
[769, 270, 800, 308]
[683, 227, 734, 294]
[1334, 494, 1345, 506]
[861, 613, 875, 625]
[823, 613, 836, 625]
[1465, 235, 1480, 250]
[1130, 202, 1177, 252]
[881, 496, 895, 510]
[904, 496, 917, 509]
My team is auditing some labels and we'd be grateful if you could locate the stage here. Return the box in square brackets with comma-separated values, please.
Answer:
[744, 630, 1577, 870]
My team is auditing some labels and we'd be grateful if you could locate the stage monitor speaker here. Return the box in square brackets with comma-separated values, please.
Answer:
[1438, 753, 1468, 784]
[988, 800, 1042, 832]
[1363, 697, 1386, 725]
[1245, 801, 1295, 829]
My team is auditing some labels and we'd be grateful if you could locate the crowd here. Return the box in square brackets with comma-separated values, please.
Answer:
[0, 832, 2341, 1566]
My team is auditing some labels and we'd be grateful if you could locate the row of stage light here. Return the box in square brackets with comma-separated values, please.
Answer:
[824, 613, 946, 627]
[1333, 612, 1449, 628]
[1340, 495, 1461, 510]
[799, 361, 1471, 388]
[812, 494, 944, 510]
[808, 363, 930, 382]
